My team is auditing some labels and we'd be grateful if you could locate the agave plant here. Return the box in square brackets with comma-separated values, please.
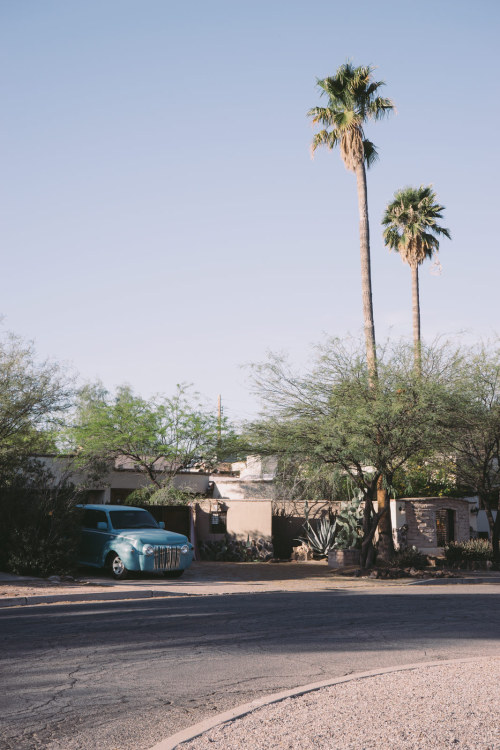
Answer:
[298, 515, 337, 558]
[297, 496, 364, 558]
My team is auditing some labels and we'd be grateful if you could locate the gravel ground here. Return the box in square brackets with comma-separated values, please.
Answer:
[180, 660, 500, 750]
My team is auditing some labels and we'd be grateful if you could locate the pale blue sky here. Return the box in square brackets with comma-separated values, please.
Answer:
[1, 0, 499, 421]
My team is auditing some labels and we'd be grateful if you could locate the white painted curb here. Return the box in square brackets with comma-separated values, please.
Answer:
[149, 655, 499, 750]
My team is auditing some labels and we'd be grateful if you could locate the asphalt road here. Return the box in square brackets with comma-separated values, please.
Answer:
[1, 585, 499, 750]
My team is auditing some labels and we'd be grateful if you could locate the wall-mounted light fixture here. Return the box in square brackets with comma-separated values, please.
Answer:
[470, 506, 480, 515]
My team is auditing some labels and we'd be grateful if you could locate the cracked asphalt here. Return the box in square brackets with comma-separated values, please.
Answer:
[1, 585, 499, 750]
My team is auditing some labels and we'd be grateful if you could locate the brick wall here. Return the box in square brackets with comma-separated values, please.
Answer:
[405, 498, 470, 549]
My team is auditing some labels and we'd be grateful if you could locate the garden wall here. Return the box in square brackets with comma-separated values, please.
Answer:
[403, 497, 471, 554]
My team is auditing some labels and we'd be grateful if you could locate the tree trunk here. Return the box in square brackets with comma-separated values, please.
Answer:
[361, 497, 379, 568]
[411, 262, 421, 377]
[376, 474, 394, 563]
[355, 160, 377, 383]
[485, 506, 500, 566]
[493, 514, 500, 567]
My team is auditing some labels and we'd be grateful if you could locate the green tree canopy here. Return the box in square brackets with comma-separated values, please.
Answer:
[0, 332, 72, 474]
[248, 338, 460, 565]
[71, 383, 234, 489]
[447, 344, 500, 562]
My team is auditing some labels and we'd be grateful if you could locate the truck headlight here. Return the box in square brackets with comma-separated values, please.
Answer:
[142, 544, 154, 556]
[181, 544, 189, 554]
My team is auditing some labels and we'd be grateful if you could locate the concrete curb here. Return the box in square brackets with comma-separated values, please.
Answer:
[148, 655, 498, 750]
[408, 576, 500, 585]
[0, 589, 182, 608]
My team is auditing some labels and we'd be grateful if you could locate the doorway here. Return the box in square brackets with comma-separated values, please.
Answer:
[436, 508, 455, 546]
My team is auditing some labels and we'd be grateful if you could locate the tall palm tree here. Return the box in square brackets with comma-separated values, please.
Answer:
[382, 185, 451, 374]
[309, 63, 395, 563]
[308, 62, 394, 381]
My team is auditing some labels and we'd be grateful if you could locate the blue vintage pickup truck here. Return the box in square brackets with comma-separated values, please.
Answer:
[78, 504, 194, 579]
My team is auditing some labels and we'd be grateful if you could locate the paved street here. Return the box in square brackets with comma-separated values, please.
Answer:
[1, 585, 499, 750]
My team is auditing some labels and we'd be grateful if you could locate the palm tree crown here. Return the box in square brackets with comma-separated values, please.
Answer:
[308, 62, 394, 170]
[382, 185, 451, 376]
[382, 185, 451, 268]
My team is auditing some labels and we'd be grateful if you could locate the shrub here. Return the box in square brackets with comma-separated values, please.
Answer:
[390, 545, 428, 570]
[0, 480, 82, 577]
[125, 483, 195, 506]
[199, 535, 273, 562]
[444, 539, 493, 568]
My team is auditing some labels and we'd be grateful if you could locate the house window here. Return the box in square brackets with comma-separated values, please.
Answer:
[436, 509, 455, 546]
[210, 511, 227, 533]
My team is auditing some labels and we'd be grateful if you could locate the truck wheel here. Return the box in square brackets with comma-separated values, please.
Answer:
[109, 553, 128, 580]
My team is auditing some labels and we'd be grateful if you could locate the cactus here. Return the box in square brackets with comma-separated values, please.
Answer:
[297, 496, 363, 557]
[333, 496, 363, 550]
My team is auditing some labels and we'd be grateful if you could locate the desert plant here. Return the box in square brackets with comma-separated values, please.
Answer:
[297, 496, 363, 558]
[333, 496, 363, 549]
[390, 545, 428, 570]
[444, 539, 493, 568]
[199, 535, 273, 562]
[298, 515, 337, 558]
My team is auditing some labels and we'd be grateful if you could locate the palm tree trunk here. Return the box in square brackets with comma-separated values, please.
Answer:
[355, 161, 377, 382]
[411, 262, 421, 376]
[354, 161, 392, 564]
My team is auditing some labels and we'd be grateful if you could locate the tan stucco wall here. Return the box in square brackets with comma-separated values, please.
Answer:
[194, 499, 272, 543]
[225, 499, 272, 541]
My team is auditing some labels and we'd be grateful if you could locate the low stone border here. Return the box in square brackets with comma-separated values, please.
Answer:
[148, 656, 497, 750]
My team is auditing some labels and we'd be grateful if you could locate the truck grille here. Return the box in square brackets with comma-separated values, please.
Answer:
[153, 545, 181, 571]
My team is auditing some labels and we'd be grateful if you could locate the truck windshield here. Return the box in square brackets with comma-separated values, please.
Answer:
[109, 510, 159, 530]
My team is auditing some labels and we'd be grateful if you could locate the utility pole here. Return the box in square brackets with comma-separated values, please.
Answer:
[217, 394, 222, 452]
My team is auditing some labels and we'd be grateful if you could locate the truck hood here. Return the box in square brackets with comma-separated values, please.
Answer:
[116, 528, 189, 546]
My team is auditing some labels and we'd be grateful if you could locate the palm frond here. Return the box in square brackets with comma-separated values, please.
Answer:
[310, 129, 340, 156]
[367, 96, 395, 120]
[307, 106, 335, 127]
[363, 139, 379, 169]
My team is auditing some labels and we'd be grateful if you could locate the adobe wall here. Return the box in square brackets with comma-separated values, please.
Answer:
[404, 497, 471, 551]
[194, 499, 272, 543]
